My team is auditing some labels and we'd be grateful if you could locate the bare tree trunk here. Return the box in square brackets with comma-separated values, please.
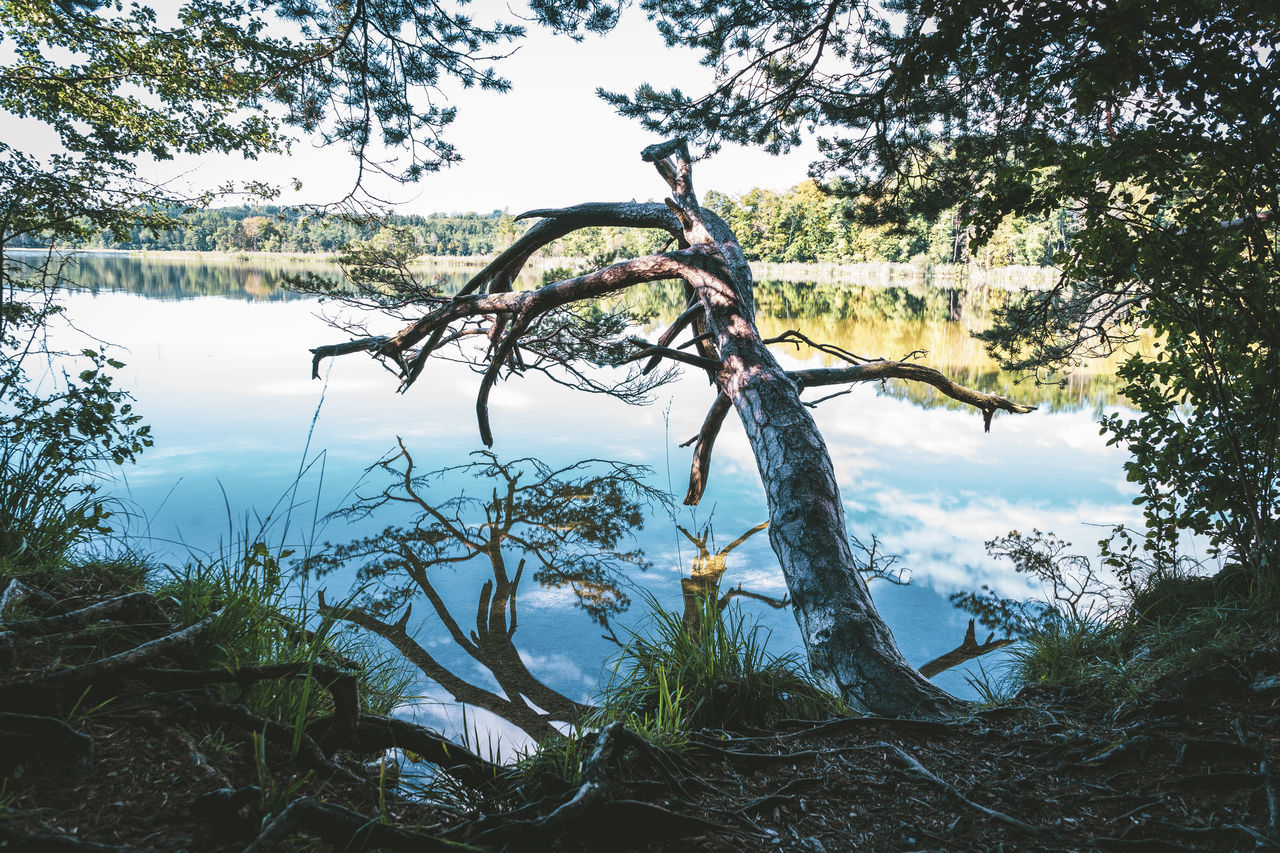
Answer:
[637, 141, 963, 717]
[311, 140, 1035, 718]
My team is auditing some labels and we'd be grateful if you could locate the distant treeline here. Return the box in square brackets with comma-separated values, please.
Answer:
[16, 181, 1068, 267]
[12, 206, 520, 256]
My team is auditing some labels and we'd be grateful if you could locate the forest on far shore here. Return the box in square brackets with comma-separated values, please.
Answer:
[13, 180, 1068, 268]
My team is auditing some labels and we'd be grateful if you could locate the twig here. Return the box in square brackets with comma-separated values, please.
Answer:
[243, 796, 481, 853]
[1263, 759, 1279, 833]
[739, 776, 823, 814]
[788, 360, 1035, 431]
[880, 742, 1046, 837]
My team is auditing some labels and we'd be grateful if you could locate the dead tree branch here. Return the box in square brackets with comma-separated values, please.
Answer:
[789, 359, 1036, 432]
[918, 619, 1015, 679]
[680, 392, 732, 505]
[307, 140, 1039, 716]
[618, 344, 721, 372]
[644, 302, 703, 374]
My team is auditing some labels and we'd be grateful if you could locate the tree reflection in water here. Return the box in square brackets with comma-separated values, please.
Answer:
[308, 442, 664, 741]
[308, 445, 1012, 741]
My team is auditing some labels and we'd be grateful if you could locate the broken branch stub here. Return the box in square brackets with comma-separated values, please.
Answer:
[308, 141, 1039, 717]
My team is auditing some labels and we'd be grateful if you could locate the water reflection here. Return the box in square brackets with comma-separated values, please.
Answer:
[306, 444, 1020, 744]
[629, 278, 1129, 413]
[32, 253, 1142, 715]
[307, 444, 663, 740]
[52, 251, 544, 302]
[676, 522, 782, 636]
[46, 251, 1129, 412]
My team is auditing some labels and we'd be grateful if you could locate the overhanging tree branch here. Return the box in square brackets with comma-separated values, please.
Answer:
[309, 141, 1036, 717]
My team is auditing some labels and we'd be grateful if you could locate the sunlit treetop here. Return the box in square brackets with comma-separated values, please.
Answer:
[607, 0, 1279, 230]
[0, 0, 623, 240]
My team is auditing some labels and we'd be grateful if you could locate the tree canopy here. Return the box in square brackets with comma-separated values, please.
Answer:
[0, 0, 626, 247]
[611, 0, 1280, 588]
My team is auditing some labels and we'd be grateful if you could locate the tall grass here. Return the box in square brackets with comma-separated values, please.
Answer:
[0, 443, 415, 731]
[0, 432, 117, 581]
[595, 594, 843, 735]
[506, 595, 845, 799]
[153, 530, 416, 726]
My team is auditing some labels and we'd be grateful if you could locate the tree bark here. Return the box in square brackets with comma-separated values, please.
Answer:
[311, 140, 1037, 717]
[636, 141, 964, 717]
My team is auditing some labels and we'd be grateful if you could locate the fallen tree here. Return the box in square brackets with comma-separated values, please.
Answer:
[310, 140, 1034, 718]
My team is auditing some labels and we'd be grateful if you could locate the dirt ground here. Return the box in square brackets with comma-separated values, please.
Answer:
[2, 580, 1278, 852]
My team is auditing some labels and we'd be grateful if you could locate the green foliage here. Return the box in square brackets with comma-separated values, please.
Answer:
[21, 191, 1071, 270]
[154, 537, 414, 723]
[702, 182, 1064, 266]
[613, 0, 1280, 598]
[595, 595, 843, 734]
[2, 0, 629, 240]
[950, 530, 1118, 641]
[1100, 334, 1280, 593]
[0, 259, 153, 574]
[952, 528, 1274, 702]
[14, 205, 535, 257]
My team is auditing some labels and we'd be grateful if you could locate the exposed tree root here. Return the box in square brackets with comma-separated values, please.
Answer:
[308, 712, 504, 790]
[4, 577, 1277, 852]
[0, 711, 94, 769]
[0, 612, 221, 710]
[0, 591, 167, 640]
[878, 740, 1047, 838]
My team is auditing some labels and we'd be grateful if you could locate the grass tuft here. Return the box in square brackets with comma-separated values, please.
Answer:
[594, 593, 843, 736]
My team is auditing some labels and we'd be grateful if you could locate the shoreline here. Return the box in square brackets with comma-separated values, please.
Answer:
[7, 247, 1058, 288]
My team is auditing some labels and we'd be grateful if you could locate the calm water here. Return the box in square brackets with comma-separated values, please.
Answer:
[41, 252, 1138, 747]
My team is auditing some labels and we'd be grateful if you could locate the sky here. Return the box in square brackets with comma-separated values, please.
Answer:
[123, 4, 821, 215]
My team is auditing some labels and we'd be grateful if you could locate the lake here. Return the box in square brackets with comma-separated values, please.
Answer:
[41, 251, 1138, 750]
